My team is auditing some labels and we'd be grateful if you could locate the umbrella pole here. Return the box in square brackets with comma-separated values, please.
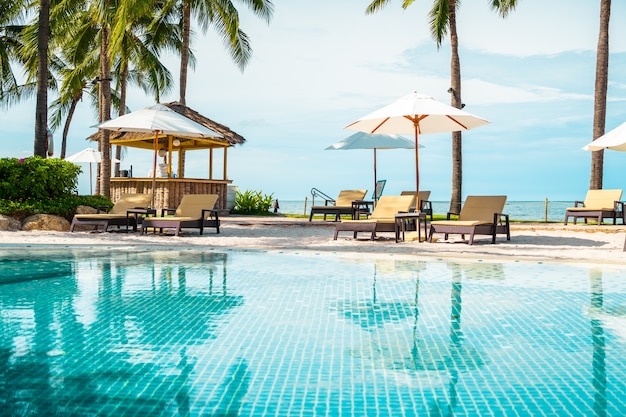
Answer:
[414, 122, 420, 195]
[89, 163, 93, 195]
[373, 148, 377, 202]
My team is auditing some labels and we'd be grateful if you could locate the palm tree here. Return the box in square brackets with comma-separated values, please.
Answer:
[589, 0, 611, 190]
[366, 0, 518, 214]
[0, 0, 27, 108]
[34, 0, 50, 157]
[169, 0, 275, 105]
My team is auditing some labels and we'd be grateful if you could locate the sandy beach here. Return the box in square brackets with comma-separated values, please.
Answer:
[2, 216, 626, 265]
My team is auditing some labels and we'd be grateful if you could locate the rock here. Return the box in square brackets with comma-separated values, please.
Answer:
[0, 215, 22, 231]
[75, 205, 98, 214]
[22, 214, 71, 231]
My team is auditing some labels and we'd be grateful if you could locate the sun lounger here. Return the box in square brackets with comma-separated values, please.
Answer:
[70, 193, 152, 232]
[141, 194, 220, 236]
[309, 190, 367, 221]
[400, 190, 433, 220]
[333, 195, 414, 240]
[564, 189, 624, 225]
[428, 195, 510, 245]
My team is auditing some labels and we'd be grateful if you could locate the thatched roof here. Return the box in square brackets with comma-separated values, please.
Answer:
[88, 102, 245, 150]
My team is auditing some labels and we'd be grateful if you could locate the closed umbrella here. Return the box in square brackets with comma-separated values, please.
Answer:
[92, 104, 222, 207]
[326, 132, 422, 200]
[345, 91, 491, 196]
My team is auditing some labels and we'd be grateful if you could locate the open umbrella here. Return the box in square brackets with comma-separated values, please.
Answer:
[92, 104, 222, 207]
[325, 132, 422, 200]
[583, 122, 626, 151]
[66, 148, 119, 195]
[345, 91, 491, 196]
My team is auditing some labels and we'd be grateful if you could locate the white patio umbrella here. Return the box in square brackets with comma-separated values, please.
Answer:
[583, 122, 626, 151]
[66, 148, 119, 195]
[325, 132, 423, 200]
[345, 91, 491, 196]
[92, 103, 222, 206]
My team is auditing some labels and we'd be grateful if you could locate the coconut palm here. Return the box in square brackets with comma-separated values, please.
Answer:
[366, 0, 518, 214]
[33, 0, 51, 157]
[0, 0, 28, 108]
[589, 0, 611, 190]
[154, 0, 275, 105]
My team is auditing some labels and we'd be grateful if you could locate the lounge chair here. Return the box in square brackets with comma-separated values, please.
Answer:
[70, 193, 152, 232]
[428, 195, 510, 245]
[309, 189, 367, 221]
[333, 195, 414, 240]
[564, 189, 624, 225]
[141, 194, 220, 236]
[400, 190, 433, 220]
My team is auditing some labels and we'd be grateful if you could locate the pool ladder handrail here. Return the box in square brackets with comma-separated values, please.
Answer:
[310, 188, 335, 207]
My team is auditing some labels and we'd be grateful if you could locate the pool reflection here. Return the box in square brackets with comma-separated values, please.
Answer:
[0, 250, 241, 416]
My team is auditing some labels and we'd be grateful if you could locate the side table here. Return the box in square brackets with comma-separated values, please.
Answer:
[352, 200, 374, 220]
[394, 212, 428, 243]
[126, 208, 156, 232]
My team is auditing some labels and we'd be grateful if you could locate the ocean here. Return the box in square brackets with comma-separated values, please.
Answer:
[273, 200, 574, 223]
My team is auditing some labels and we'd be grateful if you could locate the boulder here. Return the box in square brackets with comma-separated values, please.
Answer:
[75, 205, 98, 214]
[0, 215, 22, 231]
[22, 214, 71, 232]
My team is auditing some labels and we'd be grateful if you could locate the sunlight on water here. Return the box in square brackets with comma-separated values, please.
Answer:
[1, 248, 626, 416]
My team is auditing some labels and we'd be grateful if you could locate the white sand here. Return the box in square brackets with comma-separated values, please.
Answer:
[2, 216, 625, 265]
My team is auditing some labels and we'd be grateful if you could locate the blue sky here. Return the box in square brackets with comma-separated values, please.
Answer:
[2, 0, 626, 201]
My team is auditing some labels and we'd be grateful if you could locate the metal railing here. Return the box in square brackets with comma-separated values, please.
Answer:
[310, 188, 334, 207]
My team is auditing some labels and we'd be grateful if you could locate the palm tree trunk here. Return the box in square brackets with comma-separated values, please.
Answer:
[34, 0, 50, 157]
[99, 25, 112, 198]
[179, 0, 191, 105]
[449, 0, 463, 215]
[114, 62, 129, 177]
[61, 97, 79, 159]
[590, 0, 611, 190]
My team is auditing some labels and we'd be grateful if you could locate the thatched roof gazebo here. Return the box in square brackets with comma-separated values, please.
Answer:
[90, 102, 246, 210]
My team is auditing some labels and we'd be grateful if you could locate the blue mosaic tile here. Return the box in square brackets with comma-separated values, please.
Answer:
[1, 248, 626, 415]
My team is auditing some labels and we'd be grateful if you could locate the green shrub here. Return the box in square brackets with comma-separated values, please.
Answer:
[0, 194, 113, 222]
[0, 157, 112, 221]
[232, 189, 274, 215]
[0, 156, 80, 200]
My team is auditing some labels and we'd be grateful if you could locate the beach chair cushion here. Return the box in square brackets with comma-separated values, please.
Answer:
[333, 195, 414, 240]
[70, 193, 152, 232]
[309, 189, 367, 222]
[173, 194, 219, 218]
[334, 190, 368, 207]
[429, 195, 509, 245]
[564, 189, 624, 225]
[569, 189, 622, 210]
[141, 194, 220, 236]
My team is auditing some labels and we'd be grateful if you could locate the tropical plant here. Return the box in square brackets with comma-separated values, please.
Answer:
[160, 0, 275, 104]
[589, 0, 611, 189]
[232, 189, 274, 215]
[0, 0, 27, 108]
[366, 0, 518, 214]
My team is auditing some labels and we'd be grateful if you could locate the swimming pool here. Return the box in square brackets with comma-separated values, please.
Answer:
[1, 248, 625, 416]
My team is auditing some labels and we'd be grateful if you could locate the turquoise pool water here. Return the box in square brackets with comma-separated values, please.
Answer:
[1, 248, 626, 416]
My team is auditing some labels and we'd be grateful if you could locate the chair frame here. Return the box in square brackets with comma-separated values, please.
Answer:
[428, 196, 510, 245]
[333, 195, 414, 240]
[564, 190, 624, 225]
[309, 190, 368, 222]
[140, 194, 220, 236]
[141, 209, 220, 236]
[70, 194, 152, 232]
